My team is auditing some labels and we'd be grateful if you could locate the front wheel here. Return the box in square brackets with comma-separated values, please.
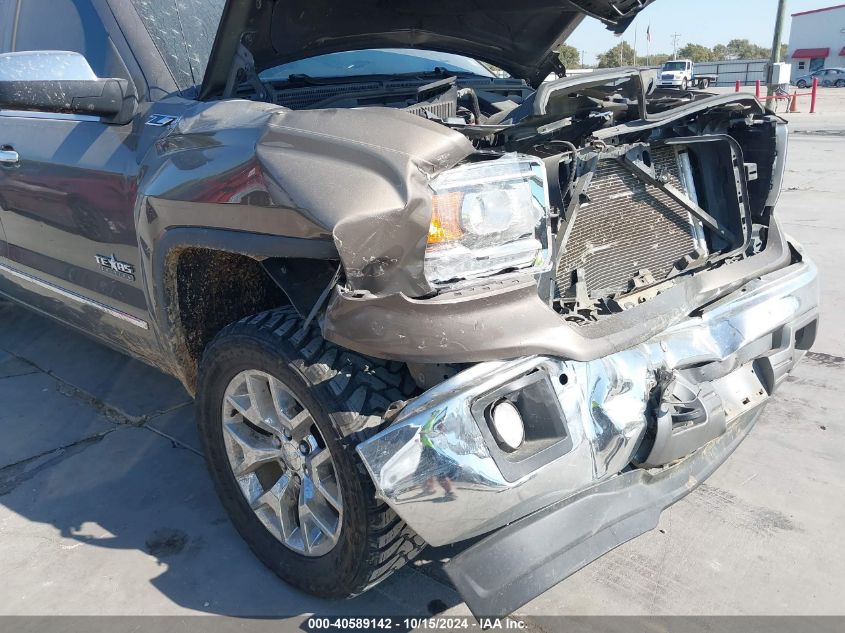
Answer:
[681, 79, 689, 91]
[196, 307, 424, 598]
[797, 80, 808, 89]
[836, 79, 845, 88]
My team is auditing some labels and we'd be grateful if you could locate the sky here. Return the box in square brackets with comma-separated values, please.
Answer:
[566, 0, 838, 64]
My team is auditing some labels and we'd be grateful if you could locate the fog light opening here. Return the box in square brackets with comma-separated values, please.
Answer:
[488, 399, 525, 452]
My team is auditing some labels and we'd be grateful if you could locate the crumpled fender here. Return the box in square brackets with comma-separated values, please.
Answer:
[147, 99, 473, 298]
[255, 106, 473, 296]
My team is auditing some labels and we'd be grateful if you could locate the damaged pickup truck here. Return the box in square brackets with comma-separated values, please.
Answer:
[0, 0, 819, 616]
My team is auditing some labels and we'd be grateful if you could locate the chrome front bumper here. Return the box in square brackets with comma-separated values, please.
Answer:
[356, 254, 819, 547]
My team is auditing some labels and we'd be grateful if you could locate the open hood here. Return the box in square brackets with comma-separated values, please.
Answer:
[200, 0, 656, 98]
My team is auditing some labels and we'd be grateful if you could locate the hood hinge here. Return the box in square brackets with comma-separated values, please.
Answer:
[223, 41, 274, 102]
[549, 55, 568, 79]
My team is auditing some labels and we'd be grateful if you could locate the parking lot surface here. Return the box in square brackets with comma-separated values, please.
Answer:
[0, 89, 843, 620]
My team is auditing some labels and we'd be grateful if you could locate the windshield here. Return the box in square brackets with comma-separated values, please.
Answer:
[131, 0, 225, 89]
[663, 62, 687, 71]
[130, 1, 496, 89]
[259, 49, 496, 82]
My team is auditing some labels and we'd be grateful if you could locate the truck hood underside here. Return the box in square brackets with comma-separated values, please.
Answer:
[201, 0, 656, 98]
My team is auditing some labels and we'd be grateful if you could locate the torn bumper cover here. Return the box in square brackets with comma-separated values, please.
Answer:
[445, 404, 763, 617]
[356, 251, 818, 615]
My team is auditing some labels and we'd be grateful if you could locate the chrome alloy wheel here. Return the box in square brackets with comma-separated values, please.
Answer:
[221, 370, 343, 557]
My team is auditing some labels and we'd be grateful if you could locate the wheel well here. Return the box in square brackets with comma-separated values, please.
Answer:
[165, 247, 289, 393]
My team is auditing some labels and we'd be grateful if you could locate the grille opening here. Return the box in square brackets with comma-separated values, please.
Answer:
[556, 145, 703, 301]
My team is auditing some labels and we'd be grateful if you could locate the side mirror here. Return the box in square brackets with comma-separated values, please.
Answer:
[0, 51, 131, 119]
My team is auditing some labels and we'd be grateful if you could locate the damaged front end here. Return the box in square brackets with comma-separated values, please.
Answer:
[356, 247, 816, 615]
[199, 38, 819, 610]
[320, 71, 820, 614]
[323, 70, 803, 358]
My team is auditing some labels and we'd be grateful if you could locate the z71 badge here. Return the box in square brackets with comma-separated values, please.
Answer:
[96, 254, 136, 282]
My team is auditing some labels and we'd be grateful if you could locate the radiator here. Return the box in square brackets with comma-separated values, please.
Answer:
[556, 146, 703, 298]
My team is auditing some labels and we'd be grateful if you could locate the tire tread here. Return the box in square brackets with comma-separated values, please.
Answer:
[200, 306, 423, 596]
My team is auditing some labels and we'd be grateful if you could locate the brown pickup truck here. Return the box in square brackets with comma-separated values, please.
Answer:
[0, 0, 818, 617]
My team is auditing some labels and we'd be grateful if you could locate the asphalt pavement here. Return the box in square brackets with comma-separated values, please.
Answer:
[0, 91, 843, 621]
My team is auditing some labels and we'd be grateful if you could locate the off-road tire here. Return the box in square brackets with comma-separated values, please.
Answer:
[196, 307, 425, 598]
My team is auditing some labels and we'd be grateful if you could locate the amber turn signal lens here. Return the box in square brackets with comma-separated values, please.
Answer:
[428, 191, 464, 245]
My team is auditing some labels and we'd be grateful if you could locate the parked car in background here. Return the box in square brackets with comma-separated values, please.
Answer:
[794, 67, 845, 88]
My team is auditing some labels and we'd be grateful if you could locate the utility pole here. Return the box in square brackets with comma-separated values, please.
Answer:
[767, 0, 789, 99]
[633, 25, 639, 66]
[671, 33, 682, 59]
[581, 50, 587, 68]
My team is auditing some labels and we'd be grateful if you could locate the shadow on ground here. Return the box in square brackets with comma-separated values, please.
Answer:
[0, 301, 463, 617]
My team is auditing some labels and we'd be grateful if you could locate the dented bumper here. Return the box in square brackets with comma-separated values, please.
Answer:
[356, 248, 818, 609]
[445, 404, 764, 617]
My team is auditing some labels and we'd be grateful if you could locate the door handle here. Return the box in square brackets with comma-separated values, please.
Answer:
[0, 149, 19, 165]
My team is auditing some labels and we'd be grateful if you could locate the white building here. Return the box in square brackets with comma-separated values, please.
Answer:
[787, 3, 845, 79]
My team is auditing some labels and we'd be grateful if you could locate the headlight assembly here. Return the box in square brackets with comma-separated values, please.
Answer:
[424, 154, 552, 286]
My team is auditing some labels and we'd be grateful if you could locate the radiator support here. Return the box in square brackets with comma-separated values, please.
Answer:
[556, 144, 706, 300]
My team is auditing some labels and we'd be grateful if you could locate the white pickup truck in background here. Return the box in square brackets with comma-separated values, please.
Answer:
[658, 59, 718, 89]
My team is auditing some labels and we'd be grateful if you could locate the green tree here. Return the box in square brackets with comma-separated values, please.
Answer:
[711, 40, 771, 61]
[725, 38, 770, 60]
[636, 53, 670, 67]
[726, 39, 755, 58]
[598, 41, 637, 68]
[713, 44, 730, 60]
[678, 43, 714, 62]
[557, 44, 581, 69]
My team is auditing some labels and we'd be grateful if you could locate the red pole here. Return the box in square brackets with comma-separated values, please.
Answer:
[755, 80, 761, 99]
[735, 79, 741, 92]
[811, 77, 818, 114]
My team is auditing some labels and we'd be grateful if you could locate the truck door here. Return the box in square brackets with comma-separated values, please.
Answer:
[0, 0, 16, 258]
[0, 0, 151, 340]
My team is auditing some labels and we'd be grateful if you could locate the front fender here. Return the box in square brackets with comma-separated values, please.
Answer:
[139, 99, 473, 301]
[254, 106, 473, 296]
